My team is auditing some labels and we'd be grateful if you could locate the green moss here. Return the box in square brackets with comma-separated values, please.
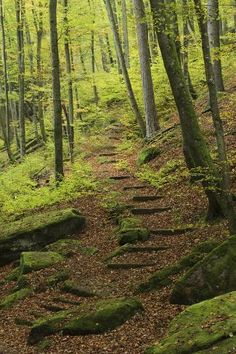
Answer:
[46, 270, 70, 287]
[45, 239, 98, 257]
[0, 208, 85, 265]
[119, 217, 142, 231]
[0, 209, 84, 240]
[145, 291, 236, 354]
[137, 147, 160, 166]
[20, 252, 64, 274]
[170, 237, 236, 305]
[28, 298, 143, 344]
[118, 228, 150, 246]
[0, 288, 32, 309]
[138, 240, 219, 293]
[104, 244, 131, 262]
[62, 280, 96, 297]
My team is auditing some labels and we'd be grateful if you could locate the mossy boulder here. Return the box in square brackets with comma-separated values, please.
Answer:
[117, 217, 149, 245]
[138, 240, 219, 293]
[28, 297, 143, 344]
[0, 209, 85, 265]
[170, 237, 236, 305]
[20, 252, 64, 274]
[45, 239, 98, 257]
[118, 228, 150, 245]
[145, 291, 236, 354]
[46, 270, 70, 287]
[0, 288, 32, 309]
[137, 147, 160, 166]
[62, 280, 96, 297]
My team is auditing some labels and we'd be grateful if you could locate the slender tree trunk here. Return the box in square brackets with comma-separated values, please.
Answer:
[15, 0, 26, 157]
[49, 0, 64, 181]
[0, 0, 12, 160]
[88, 0, 99, 104]
[63, 0, 74, 162]
[194, 0, 236, 232]
[105, 33, 114, 65]
[32, 0, 47, 142]
[99, 35, 109, 72]
[105, 0, 146, 136]
[70, 47, 82, 120]
[133, 0, 159, 138]
[207, 0, 224, 91]
[121, 0, 130, 68]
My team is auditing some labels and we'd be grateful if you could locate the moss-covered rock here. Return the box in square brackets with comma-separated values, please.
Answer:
[45, 239, 98, 257]
[0, 288, 32, 309]
[20, 252, 64, 274]
[170, 237, 235, 305]
[28, 297, 143, 344]
[145, 291, 236, 354]
[0, 209, 85, 265]
[46, 270, 70, 287]
[137, 240, 219, 293]
[118, 228, 150, 245]
[137, 147, 160, 166]
[61, 280, 96, 297]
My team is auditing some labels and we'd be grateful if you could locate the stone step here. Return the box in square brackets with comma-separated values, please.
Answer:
[107, 262, 156, 270]
[108, 136, 120, 140]
[123, 185, 147, 190]
[150, 227, 195, 236]
[101, 160, 118, 164]
[132, 195, 163, 202]
[125, 245, 169, 253]
[99, 152, 118, 157]
[131, 207, 171, 215]
[109, 175, 132, 180]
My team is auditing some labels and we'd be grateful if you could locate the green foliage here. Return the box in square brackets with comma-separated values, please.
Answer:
[0, 152, 97, 221]
[136, 159, 183, 189]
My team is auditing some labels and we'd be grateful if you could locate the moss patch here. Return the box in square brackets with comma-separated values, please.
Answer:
[20, 252, 64, 274]
[137, 147, 160, 166]
[0, 288, 32, 309]
[145, 291, 236, 354]
[61, 280, 96, 297]
[45, 239, 98, 257]
[170, 237, 236, 304]
[118, 228, 150, 246]
[46, 270, 70, 287]
[0, 208, 85, 265]
[28, 297, 143, 344]
[138, 240, 219, 293]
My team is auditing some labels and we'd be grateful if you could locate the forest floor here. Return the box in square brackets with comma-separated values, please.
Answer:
[1, 80, 236, 353]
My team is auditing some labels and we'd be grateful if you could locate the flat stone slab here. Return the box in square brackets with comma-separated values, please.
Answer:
[61, 280, 96, 297]
[145, 291, 236, 354]
[123, 185, 147, 190]
[28, 298, 143, 344]
[131, 207, 171, 215]
[0, 209, 85, 265]
[99, 152, 118, 157]
[20, 252, 64, 274]
[0, 288, 32, 309]
[45, 239, 98, 257]
[150, 227, 195, 236]
[107, 262, 156, 269]
[109, 175, 132, 180]
[132, 195, 163, 202]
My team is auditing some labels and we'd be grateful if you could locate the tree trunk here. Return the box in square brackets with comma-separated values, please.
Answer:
[49, 0, 64, 181]
[207, 0, 224, 91]
[63, 0, 74, 162]
[32, 0, 47, 142]
[15, 0, 26, 158]
[121, 0, 130, 68]
[133, 0, 159, 138]
[105, 0, 146, 136]
[0, 0, 12, 160]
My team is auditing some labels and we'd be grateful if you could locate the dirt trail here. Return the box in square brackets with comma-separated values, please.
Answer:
[0, 124, 221, 354]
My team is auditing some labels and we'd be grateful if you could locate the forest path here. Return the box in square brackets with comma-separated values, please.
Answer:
[0, 123, 199, 354]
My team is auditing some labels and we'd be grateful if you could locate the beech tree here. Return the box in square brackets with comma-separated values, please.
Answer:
[49, 0, 64, 180]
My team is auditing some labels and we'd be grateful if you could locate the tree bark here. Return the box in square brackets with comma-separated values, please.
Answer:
[15, 0, 26, 157]
[63, 0, 74, 162]
[49, 0, 64, 181]
[133, 0, 159, 138]
[121, 0, 130, 68]
[207, 0, 224, 91]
